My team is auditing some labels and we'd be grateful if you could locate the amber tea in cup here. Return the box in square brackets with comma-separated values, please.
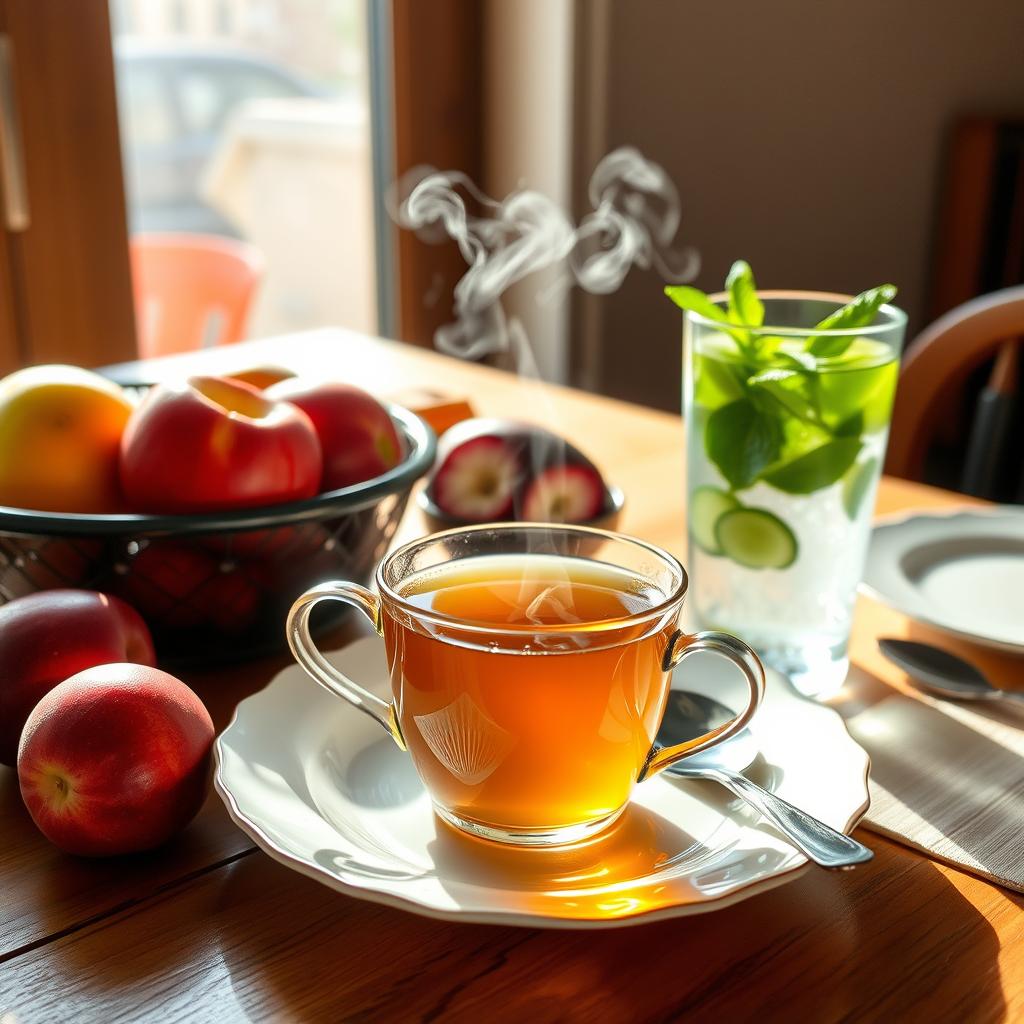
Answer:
[391, 554, 674, 836]
[288, 524, 765, 847]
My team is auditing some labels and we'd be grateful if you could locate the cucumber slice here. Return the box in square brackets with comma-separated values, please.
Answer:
[689, 486, 741, 555]
[714, 508, 798, 570]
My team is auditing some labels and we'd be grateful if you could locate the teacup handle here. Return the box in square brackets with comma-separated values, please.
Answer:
[638, 630, 765, 781]
[286, 581, 405, 749]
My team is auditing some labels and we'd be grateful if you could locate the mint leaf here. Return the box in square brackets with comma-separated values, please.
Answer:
[665, 285, 748, 347]
[750, 334, 785, 360]
[746, 369, 820, 424]
[763, 438, 861, 494]
[777, 416, 833, 468]
[695, 352, 745, 409]
[705, 399, 783, 490]
[833, 411, 864, 437]
[814, 350, 899, 430]
[815, 284, 897, 331]
[664, 286, 729, 323]
[805, 284, 897, 357]
[772, 349, 818, 373]
[725, 260, 764, 328]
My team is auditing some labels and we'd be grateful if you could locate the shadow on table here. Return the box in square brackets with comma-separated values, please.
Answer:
[1, 762, 24, 814]
[0, 762, 253, 962]
[204, 839, 1008, 1022]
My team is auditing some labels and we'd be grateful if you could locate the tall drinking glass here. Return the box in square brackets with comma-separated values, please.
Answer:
[682, 291, 906, 698]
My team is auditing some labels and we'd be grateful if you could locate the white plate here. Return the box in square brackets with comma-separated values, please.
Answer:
[862, 508, 1024, 654]
[215, 638, 870, 929]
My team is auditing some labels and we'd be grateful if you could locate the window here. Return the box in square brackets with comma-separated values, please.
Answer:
[170, 0, 187, 34]
[177, 66, 231, 137]
[111, 0, 378, 343]
[119, 65, 176, 148]
[216, 0, 233, 35]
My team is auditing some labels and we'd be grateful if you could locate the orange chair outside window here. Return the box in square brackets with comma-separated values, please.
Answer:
[130, 233, 264, 359]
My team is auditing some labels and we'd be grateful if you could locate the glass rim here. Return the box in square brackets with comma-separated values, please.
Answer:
[376, 521, 688, 635]
[685, 289, 908, 339]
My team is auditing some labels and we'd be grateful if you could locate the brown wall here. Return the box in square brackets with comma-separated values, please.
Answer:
[584, 0, 1024, 409]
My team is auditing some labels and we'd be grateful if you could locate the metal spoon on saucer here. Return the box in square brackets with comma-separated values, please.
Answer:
[659, 691, 874, 870]
[878, 637, 1024, 707]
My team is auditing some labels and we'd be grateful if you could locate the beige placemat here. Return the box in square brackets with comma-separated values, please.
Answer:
[842, 671, 1024, 892]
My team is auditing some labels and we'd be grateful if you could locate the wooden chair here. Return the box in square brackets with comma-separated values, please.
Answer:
[130, 234, 264, 359]
[886, 286, 1024, 499]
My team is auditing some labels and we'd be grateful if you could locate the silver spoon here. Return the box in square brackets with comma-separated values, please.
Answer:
[659, 691, 873, 870]
[878, 637, 1024, 707]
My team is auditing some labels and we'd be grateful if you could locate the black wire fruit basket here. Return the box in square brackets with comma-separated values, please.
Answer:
[0, 405, 435, 666]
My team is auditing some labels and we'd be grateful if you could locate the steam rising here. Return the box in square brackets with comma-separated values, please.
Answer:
[572, 147, 698, 293]
[394, 146, 697, 361]
[392, 148, 693, 623]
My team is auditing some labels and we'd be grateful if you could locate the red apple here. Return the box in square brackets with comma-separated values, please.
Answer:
[0, 590, 155, 766]
[119, 376, 323, 513]
[265, 379, 404, 490]
[18, 663, 214, 856]
[522, 464, 605, 523]
[118, 541, 261, 634]
[429, 434, 522, 520]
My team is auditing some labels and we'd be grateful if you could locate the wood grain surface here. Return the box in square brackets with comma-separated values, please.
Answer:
[2, 332, 1022, 1023]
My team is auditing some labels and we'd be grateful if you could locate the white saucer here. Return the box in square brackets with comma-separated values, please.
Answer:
[862, 508, 1024, 654]
[215, 638, 870, 929]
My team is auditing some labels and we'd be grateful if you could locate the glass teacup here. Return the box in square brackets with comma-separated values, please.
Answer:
[287, 524, 765, 847]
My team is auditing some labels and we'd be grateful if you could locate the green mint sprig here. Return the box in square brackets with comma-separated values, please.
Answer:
[665, 262, 898, 498]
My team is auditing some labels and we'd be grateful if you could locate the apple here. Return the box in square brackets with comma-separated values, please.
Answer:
[0, 590, 155, 766]
[0, 365, 134, 513]
[119, 376, 322, 513]
[522, 463, 605, 523]
[430, 434, 522, 520]
[265, 379, 404, 490]
[18, 663, 214, 856]
[224, 365, 296, 391]
[118, 541, 261, 634]
[426, 418, 610, 523]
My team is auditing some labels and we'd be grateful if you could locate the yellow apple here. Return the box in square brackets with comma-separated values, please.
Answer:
[0, 365, 134, 513]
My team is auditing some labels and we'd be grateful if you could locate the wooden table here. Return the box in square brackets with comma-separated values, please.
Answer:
[2, 330, 1021, 1023]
